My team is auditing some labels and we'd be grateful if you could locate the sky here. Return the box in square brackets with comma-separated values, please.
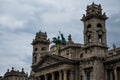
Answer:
[0, 0, 120, 76]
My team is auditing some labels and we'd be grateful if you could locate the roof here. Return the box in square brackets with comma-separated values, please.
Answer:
[4, 68, 27, 77]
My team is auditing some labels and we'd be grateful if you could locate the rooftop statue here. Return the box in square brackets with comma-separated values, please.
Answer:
[52, 31, 66, 45]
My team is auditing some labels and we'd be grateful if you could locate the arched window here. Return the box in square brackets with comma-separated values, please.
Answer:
[33, 54, 37, 63]
[88, 35, 91, 43]
[97, 23, 102, 28]
[87, 24, 91, 29]
[98, 34, 102, 43]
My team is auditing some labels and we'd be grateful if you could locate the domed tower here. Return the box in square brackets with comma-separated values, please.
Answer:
[31, 31, 50, 65]
[81, 2, 108, 57]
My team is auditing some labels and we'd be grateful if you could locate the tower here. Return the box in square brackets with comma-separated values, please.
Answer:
[80, 3, 108, 80]
[31, 31, 50, 65]
[81, 2, 108, 57]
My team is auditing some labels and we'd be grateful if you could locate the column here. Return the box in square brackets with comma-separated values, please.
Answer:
[59, 71, 62, 80]
[63, 70, 67, 80]
[114, 68, 118, 80]
[70, 70, 74, 80]
[44, 75, 47, 80]
[52, 72, 55, 80]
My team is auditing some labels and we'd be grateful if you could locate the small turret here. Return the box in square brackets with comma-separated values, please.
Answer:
[32, 31, 50, 65]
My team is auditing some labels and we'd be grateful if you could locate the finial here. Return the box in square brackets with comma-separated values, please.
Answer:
[68, 34, 72, 43]
[22, 68, 24, 72]
[92, 2, 95, 5]
[39, 30, 41, 33]
[99, 4, 101, 7]
[12, 67, 14, 70]
[45, 32, 47, 35]
[7, 69, 9, 72]
[113, 44, 116, 51]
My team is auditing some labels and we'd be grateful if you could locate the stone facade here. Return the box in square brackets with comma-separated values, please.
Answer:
[30, 2, 120, 80]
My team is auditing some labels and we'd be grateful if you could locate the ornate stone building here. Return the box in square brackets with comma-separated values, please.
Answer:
[2, 67, 28, 80]
[30, 2, 120, 80]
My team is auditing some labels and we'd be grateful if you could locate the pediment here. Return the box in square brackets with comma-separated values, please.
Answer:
[33, 54, 62, 71]
[39, 56, 60, 68]
[32, 54, 77, 72]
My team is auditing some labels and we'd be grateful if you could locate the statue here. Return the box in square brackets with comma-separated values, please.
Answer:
[52, 31, 66, 45]
[113, 44, 116, 51]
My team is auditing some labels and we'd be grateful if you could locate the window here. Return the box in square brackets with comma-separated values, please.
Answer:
[33, 54, 37, 63]
[87, 24, 91, 29]
[97, 23, 102, 28]
[41, 47, 46, 51]
[35, 48, 38, 51]
[84, 67, 92, 80]
[80, 53, 83, 58]
[86, 72, 90, 80]
[98, 34, 102, 43]
[88, 35, 91, 43]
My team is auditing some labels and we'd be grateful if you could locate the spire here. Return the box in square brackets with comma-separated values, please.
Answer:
[113, 44, 116, 51]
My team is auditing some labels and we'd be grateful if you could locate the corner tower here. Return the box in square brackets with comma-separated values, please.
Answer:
[80, 3, 108, 80]
[31, 31, 50, 65]
[81, 2, 108, 49]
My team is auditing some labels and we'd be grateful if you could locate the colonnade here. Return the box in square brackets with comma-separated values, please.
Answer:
[107, 67, 120, 80]
[35, 69, 75, 80]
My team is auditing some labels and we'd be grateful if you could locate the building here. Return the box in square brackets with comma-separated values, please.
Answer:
[2, 67, 28, 80]
[30, 2, 120, 80]
[0, 2, 120, 80]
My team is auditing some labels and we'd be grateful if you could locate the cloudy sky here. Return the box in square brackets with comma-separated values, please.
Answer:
[0, 0, 120, 76]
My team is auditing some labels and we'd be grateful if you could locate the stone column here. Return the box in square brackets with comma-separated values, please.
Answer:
[52, 72, 55, 80]
[70, 70, 74, 80]
[59, 71, 62, 80]
[63, 70, 67, 80]
[44, 75, 47, 80]
[114, 67, 118, 80]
